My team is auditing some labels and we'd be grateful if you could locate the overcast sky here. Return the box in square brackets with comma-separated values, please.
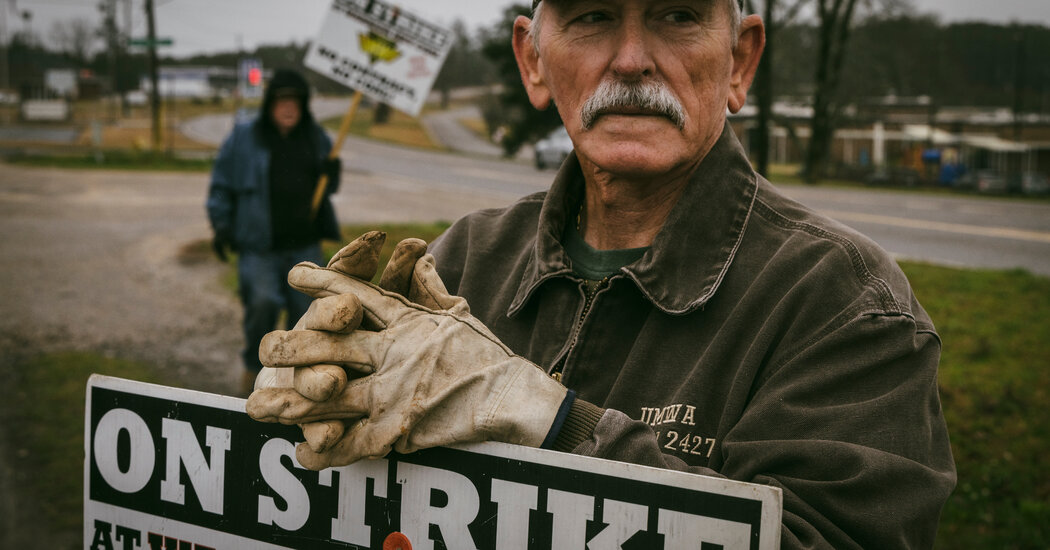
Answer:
[15, 0, 1050, 58]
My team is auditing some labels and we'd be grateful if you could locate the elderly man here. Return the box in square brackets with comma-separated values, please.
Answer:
[248, 0, 956, 547]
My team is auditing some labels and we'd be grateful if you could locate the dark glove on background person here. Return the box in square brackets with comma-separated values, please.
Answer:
[211, 233, 234, 263]
[322, 157, 342, 194]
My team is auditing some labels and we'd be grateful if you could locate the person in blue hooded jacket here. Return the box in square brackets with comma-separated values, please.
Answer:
[206, 68, 342, 395]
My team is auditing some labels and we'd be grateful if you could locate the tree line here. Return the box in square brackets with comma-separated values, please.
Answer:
[8, 4, 1049, 178]
[476, 3, 1050, 180]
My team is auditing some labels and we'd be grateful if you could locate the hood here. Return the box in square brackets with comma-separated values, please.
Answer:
[256, 68, 314, 138]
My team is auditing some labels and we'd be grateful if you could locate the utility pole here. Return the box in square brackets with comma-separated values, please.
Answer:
[0, 0, 10, 91]
[121, 0, 131, 115]
[1012, 27, 1026, 140]
[145, 0, 161, 151]
[102, 0, 118, 120]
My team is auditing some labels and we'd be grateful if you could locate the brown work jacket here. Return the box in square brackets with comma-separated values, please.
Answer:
[430, 123, 956, 549]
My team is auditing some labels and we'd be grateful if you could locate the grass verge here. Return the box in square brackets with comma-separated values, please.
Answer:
[900, 262, 1050, 548]
[5, 149, 214, 172]
[321, 103, 444, 151]
[8, 352, 170, 533]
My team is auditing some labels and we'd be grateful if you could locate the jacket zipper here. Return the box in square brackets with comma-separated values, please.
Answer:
[550, 276, 610, 382]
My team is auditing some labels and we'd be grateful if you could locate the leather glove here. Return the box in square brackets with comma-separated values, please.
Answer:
[252, 234, 453, 460]
[248, 231, 386, 394]
[211, 233, 233, 263]
[246, 236, 567, 470]
[250, 231, 419, 394]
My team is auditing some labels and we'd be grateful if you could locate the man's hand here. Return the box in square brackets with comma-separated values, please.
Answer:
[321, 157, 342, 193]
[211, 234, 233, 263]
[246, 234, 567, 470]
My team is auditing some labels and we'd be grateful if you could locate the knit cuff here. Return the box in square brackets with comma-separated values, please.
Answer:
[540, 390, 575, 449]
[550, 397, 605, 453]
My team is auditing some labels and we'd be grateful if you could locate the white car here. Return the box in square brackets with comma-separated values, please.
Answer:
[534, 126, 573, 170]
[1021, 172, 1049, 196]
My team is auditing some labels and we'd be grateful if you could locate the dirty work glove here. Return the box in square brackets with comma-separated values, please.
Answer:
[246, 244, 568, 470]
[294, 240, 472, 455]
[252, 233, 434, 452]
[250, 231, 425, 395]
[249, 232, 471, 455]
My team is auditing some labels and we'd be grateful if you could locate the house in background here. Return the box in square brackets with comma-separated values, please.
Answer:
[730, 95, 1050, 194]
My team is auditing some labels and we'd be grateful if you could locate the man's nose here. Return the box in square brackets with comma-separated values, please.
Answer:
[610, 18, 656, 81]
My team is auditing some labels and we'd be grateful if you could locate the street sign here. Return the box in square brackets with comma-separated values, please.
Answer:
[127, 37, 173, 47]
[84, 375, 783, 549]
[303, 0, 454, 116]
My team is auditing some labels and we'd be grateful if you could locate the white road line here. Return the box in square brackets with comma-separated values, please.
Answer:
[822, 209, 1050, 244]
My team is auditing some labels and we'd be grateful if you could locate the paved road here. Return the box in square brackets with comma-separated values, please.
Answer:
[778, 186, 1050, 276]
[183, 102, 1050, 276]
[420, 105, 504, 157]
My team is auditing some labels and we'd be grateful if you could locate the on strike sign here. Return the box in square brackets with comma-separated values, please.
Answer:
[303, 0, 453, 116]
[84, 375, 782, 549]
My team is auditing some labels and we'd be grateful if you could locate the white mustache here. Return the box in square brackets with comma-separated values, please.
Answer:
[580, 79, 686, 130]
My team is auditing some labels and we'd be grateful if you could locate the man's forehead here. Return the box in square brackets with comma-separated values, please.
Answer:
[532, 0, 742, 9]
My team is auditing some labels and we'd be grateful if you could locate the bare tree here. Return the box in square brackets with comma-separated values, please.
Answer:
[48, 18, 97, 63]
[802, 0, 912, 182]
[802, 0, 859, 182]
[745, 0, 809, 177]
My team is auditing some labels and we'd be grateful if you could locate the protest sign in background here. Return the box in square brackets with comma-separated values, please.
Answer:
[303, 0, 453, 116]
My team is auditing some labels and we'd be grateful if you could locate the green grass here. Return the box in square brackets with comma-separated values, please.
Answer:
[8, 352, 170, 532]
[321, 104, 444, 151]
[899, 262, 1050, 548]
[5, 150, 214, 172]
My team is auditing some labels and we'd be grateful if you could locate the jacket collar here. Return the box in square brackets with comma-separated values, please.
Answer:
[509, 122, 757, 316]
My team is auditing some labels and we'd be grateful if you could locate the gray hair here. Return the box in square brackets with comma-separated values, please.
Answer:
[530, 1, 743, 52]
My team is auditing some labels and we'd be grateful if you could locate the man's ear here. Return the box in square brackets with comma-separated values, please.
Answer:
[727, 14, 765, 114]
[512, 15, 552, 110]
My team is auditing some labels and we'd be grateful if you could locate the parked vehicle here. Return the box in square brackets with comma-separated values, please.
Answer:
[534, 126, 573, 170]
[863, 166, 920, 187]
[954, 170, 1007, 194]
[1020, 172, 1050, 196]
[975, 170, 1008, 194]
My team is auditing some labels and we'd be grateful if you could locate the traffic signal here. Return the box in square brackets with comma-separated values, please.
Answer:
[247, 67, 262, 88]
[239, 58, 264, 99]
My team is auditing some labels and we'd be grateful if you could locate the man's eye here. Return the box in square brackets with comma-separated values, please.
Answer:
[662, 10, 699, 24]
[576, 11, 612, 24]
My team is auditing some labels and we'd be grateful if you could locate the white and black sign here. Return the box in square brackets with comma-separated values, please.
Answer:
[84, 375, 782, 549]
[303, 0, 453, 116]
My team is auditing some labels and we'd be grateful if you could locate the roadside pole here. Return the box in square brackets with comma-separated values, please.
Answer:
[310, 90, 364, 219]
[144, 0, 161, 151]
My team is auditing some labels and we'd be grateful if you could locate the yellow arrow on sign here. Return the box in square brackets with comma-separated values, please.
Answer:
[359, 32, 401, 63]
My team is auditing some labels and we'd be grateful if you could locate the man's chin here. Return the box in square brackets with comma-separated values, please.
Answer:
[577, 143, 686, 179]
